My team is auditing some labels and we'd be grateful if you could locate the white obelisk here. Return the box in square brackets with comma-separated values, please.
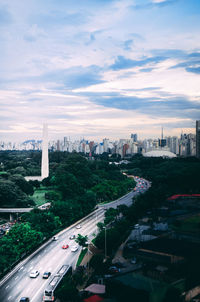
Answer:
[41, 124, 49, 179]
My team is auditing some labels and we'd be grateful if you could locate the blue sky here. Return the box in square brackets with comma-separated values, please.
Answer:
[0, 0, 200, 141]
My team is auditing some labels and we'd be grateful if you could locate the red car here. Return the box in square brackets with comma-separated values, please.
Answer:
[62, 244, 69, 249]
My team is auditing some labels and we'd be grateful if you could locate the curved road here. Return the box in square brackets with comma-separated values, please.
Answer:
[0, 177, 150, 302]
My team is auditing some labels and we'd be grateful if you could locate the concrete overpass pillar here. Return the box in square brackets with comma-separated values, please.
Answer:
[9, 213, 14, 222]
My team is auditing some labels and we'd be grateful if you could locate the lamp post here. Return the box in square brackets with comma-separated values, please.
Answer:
[87, 241, 90, 274]
[95, 210, 98, 235]
[103, 226, 107, 260]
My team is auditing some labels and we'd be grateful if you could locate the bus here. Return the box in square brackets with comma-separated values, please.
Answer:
[43, 265, 72, 301]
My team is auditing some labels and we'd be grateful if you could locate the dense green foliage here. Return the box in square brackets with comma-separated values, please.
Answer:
[95, 155, 200, 256]
[0, 223, 43, 274]
[0, 177, 34, 207]
[0, 151, 135, 275]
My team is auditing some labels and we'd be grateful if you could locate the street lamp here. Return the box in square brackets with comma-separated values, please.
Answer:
[95, 210, 98, 235]
[87, 241, 90, 274]
[103, 226, 107, 260]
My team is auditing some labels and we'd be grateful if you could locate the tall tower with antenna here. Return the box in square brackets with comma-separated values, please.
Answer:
[159, 126, 166, 148]
[41, 124, 49, 179]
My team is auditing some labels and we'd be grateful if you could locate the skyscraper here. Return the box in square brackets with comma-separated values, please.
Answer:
[41, 124, 49, 179]
[196, 120, 200, 158]
[131, 133, 137, 142]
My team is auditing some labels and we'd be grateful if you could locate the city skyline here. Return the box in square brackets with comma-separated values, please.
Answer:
[0, 0, 200, 140]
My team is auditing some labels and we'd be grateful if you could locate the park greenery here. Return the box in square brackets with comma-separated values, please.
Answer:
[94, 155, 200, 255]
[0, 150, 200, 288]
[0, 151, 135, 275]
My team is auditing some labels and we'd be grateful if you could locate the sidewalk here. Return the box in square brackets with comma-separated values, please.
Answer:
[80, 243, 102, 266]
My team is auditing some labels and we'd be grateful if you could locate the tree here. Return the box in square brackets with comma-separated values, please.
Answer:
[55, 168, 83, 199]
[10, 174, 34, 195]
[75, 234, 88, 249]
[0, 222, 43, 274]
[56, 279, 80, 302]
[104, 208, 118, 225]
[0, 179, 31, 207]
[50, 201, 74, 225]
[22, 209, 62, 237]
[97, 222, 105, 232]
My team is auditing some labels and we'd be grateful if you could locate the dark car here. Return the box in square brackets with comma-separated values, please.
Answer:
[113, 262, 126, 268]
[42, 271, 51, 279]
[19, 298, 30, 302]
[108, 266, 120, 274]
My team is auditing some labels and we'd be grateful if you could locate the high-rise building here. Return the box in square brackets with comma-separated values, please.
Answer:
[159, 127, 166, 147]
[196, 120, 200, 158]
[131, 133, 137, 142]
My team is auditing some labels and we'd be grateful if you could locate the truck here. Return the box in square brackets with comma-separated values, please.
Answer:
[43, 265, 72, 301]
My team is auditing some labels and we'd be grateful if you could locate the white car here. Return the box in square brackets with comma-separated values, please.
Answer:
[29, 270, 39, 278]
[52, 236, 58, 241]
[131, 257, 137, 264]
[76, 224, 81, 229]
[71, 245, 79, 252]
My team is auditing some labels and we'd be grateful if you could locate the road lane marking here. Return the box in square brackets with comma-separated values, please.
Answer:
[7, 296, 12, 300]
[5, 285, 9, 289]
[19, 266, 24, 271]
[15, 276, 18, 280]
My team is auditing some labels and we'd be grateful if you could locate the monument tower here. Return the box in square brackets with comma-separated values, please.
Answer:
[41, 124, 49, 179]
[25, 124, 49, 181]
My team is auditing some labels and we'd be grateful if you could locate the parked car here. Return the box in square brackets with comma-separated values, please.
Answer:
[69, 235, 76, 240]
[42, 271, 51, 279]
[113, 262, 126, 268]
[29, 270, 39, 278]
[19, 298, 30, 302]
[130, 257, 137, 264]
[76, 224, 81, 229]
[62, 244, 69, 249]
[71, 245, 78, 252]
[108, 266, 120, 274]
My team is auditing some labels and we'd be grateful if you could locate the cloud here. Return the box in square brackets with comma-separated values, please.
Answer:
[110, 55, 167, 70]
[40, 66, 104, 89]
[87, 91, 200, 120]
[123, 39, 133, 51]
[0, 65, 105, 90]
[186, 67, 200, 74]
[0, 5, 12, 26]
[140, 68, 154, 72]
[0, 0, 199, 140]
[23, 24, 46, 42]
[131, 0, 178, 10]
[31, 11, 88, 28]
[170, 52, 200, 74]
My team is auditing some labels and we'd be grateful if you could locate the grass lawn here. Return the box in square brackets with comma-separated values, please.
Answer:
[32, 186, 58, 206]
[32, 189, 46, 206]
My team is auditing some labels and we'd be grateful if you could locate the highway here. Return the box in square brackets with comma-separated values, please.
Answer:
[0, 177, 150, 302]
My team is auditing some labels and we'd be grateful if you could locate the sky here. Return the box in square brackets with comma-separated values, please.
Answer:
[0, 0, 200, 141]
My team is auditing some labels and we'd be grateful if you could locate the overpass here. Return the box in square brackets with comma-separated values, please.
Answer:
[0, 208, 33, 221]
